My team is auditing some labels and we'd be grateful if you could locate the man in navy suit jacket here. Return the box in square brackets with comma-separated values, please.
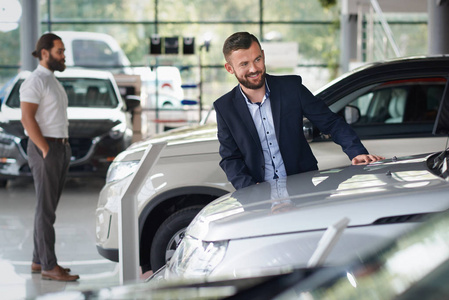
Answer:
[214, 32, 383, 190]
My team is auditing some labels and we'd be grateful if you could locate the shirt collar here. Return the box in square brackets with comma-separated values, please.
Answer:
[37, 64, 54, 75]
[240, 80, 270, 105]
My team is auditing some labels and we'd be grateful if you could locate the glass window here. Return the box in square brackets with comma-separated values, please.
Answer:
[263, 0, 338, 22]
[348, 78, 446, 126]
[42, 0, 155, 21]
[158, 0, 259, 22]
[72, 40, 119, 67]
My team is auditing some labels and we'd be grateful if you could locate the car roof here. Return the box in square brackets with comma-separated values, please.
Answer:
[16, 68, 115, 80]
[55, 68, 115, 79]
[52, 30, 119, 43]
[315, 55, 449, 101]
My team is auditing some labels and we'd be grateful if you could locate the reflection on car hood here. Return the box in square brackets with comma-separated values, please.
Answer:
[187, 153, 449, 241]
[116, 123, 218, 160]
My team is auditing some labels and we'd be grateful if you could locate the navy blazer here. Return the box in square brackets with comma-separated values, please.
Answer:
[213, 74, 368, 190]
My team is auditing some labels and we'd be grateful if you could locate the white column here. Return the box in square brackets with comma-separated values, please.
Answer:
[20, 0, 40, 71]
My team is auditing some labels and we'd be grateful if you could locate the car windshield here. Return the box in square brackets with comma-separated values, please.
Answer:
[6, 77, 119, 108]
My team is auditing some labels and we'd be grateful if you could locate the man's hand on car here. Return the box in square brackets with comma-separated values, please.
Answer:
[352, 154, 385, 165]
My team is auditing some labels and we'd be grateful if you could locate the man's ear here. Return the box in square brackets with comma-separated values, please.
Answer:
[41, 48, 49, 60]
[224, 62, 234, 74]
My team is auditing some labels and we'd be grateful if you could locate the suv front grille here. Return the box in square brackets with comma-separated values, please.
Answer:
[69, 138, 93, 160]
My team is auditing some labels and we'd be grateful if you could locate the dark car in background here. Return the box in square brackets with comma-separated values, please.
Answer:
[0, 69, 138, 187]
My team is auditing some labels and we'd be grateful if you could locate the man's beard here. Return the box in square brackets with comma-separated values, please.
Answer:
[47, 54, 66, 72]
[236, 70, 266, 90]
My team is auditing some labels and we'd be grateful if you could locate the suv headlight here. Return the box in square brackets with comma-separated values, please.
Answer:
[166, 235, 228, 279]
[106, 160, 139, 183]
[109, 122, 126, 139]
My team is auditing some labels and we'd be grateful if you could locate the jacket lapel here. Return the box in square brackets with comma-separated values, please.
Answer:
[267, 75, 282, 141]
[232, 86, 263, 153]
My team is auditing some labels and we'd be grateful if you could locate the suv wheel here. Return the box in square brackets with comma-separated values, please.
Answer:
[0, 179, 7, 188]
[150, 206, 203, 271]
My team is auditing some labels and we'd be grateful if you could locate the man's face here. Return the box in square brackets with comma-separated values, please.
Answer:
[225, 41, 266, 90]
[46, 39, 66, 72]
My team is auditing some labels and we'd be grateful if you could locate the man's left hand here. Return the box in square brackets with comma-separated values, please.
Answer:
[351, 154, 385, 165]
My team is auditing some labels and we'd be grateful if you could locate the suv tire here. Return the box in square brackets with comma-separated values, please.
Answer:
[150, 206, 203, 271]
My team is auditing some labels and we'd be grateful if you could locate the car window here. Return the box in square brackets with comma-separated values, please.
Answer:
[60, 78, 119, 108]
[341, 78, 447, 138]
[72, 39, 119, 67]
[5, 78, 119, 108]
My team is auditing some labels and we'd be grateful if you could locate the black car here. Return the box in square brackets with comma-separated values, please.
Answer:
[0, 69, 139, 186]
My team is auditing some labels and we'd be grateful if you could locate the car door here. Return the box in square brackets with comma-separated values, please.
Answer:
[309, 77, 448, 169]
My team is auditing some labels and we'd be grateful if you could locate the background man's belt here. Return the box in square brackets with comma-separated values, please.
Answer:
[45, 137, 69, 144]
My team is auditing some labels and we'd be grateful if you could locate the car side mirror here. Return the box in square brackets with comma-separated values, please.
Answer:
[125, 95, 141, 111]
[344, 105, 360, 125]
[303, 118, 314, 142]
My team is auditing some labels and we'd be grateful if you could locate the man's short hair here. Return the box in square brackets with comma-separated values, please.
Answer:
[222, 32, 261, 62]
[32, 33, 62, 60]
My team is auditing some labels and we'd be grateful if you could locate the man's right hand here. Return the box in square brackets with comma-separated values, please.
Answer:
[41, 145, 50, 159]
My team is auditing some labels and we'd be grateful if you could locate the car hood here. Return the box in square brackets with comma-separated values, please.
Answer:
[0, 106, 125, 138]
[187, 153, 449, 241]
[114, 122, 218, 161]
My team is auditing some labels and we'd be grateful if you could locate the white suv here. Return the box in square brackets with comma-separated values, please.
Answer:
[95, 56, 449, 273]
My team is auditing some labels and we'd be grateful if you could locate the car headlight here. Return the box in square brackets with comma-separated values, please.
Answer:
[165, 235, 228, 279]
[109, 122, 126, 139]
[106, 160, 139, 183]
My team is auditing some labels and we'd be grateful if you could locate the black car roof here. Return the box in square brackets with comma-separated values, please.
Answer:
[317, 55, 449, 104]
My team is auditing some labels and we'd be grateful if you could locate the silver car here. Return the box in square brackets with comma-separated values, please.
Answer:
[165, 151, 449, 279]
[95, 56, 449, 273]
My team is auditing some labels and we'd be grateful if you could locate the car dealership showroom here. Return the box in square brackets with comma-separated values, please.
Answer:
[2, 0, 449, 299]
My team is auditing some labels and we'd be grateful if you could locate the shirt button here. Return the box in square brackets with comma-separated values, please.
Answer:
[267, 131, 269, 134]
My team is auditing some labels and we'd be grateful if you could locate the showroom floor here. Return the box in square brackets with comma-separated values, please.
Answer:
[0, 177, 149, 300]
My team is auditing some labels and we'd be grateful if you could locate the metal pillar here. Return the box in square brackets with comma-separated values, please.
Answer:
[340, 0, 359, 74]
[428, 0, 449, 55]
[20, 0, 40, 71]
[340, 0, 350, 74]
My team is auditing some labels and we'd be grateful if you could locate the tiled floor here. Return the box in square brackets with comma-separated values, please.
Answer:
[0, 177, 122, 299]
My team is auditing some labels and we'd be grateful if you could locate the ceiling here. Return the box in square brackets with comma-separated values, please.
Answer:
[347, 0, 428, 14]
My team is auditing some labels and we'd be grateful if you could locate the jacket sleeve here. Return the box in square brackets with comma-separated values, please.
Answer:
[214, 102, 257, 190]
[296, 78, 368, 160]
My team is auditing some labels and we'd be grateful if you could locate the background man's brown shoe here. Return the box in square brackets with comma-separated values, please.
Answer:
[41, 265, 79, 281]
[31, 262, 71, 274]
